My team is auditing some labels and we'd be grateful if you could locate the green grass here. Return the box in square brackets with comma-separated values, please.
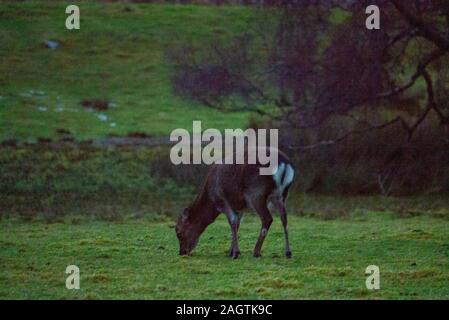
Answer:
[1, 212, 448, 299]
[1, 2, 448, 300]
[1, 145, 448, 299]
[0, 1, 253, 141]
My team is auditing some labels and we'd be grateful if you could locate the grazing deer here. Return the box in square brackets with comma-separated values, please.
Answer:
[175, 148, 295, 259]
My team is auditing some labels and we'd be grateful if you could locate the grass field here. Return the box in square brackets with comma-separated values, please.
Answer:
[1, 1, 448, 300]
[1, 212, 448, 299]
[1, 143, 449, 299]
[0, 1, 253, 141]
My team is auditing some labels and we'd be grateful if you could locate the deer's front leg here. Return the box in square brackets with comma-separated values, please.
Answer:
[224, 210, 241, 259]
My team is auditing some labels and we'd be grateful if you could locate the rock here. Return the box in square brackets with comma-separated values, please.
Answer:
[44, 40, 60, 50]
[29, 90, 46, 96]
[97, 113, 108, 122]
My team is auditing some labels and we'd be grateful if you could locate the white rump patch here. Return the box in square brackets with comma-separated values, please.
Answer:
[282, 164, 295, 189]
[272, 162, 294, 194]
[272, 162, 285, 187]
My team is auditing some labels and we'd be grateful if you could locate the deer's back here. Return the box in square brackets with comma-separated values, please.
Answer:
[204, 149, 294, 212]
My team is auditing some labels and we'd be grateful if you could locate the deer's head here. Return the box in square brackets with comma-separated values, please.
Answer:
[175, 207, 201, 255]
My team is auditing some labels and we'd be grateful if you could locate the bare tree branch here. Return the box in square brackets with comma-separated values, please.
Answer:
[287, 116, 409, 150]
[378, 49, 444, 98]
[391, 0, 449, 51]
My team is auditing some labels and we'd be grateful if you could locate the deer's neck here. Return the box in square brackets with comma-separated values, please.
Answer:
[189, 189, 218, 232]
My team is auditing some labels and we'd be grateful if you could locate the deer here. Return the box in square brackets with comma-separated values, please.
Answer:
[175, 147, 295, 259]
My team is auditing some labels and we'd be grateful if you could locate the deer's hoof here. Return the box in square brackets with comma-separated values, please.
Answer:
[231, 251, 240, 259]
[285, 251, 292, 258]
[228, 248, 240, 258]
[253, 252, 261, 258]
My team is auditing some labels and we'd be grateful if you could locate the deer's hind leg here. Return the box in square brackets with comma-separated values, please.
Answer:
[274, 195, 292, 258]
[270, 185, 292, 258]
[281, 185, 292, 258]
[247, 193, 273, 258]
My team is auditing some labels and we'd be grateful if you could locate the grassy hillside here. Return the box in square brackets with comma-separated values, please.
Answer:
[1, 2, 448, 301]
[2, 144, 448, 219]
[0, 1, 253, 141]
[1, 213, 448, 299]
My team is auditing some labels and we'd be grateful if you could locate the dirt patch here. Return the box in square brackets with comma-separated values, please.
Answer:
[81, 98, 109, 111]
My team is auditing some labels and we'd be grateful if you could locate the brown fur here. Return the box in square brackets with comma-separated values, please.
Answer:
[176, 149, 294, 258]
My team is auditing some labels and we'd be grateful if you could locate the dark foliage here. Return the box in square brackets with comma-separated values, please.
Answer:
[168, 0, 449, 194]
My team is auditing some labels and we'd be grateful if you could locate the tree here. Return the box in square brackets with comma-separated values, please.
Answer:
[169, 0, 449, 193]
